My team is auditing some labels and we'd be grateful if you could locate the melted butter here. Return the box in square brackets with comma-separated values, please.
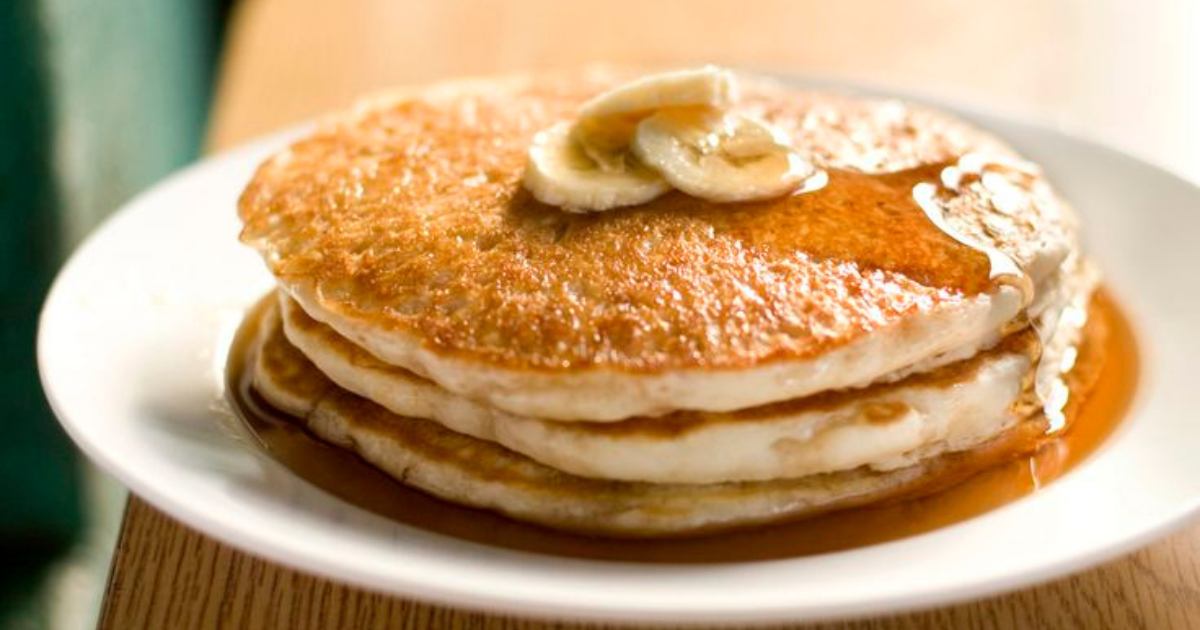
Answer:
[226, 290, 1136, 562]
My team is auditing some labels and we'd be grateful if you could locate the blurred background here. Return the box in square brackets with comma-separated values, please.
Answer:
[3, 0, 1197, 627]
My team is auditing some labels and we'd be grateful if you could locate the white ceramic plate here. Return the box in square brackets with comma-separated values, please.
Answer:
[39, 81, 1200, 625]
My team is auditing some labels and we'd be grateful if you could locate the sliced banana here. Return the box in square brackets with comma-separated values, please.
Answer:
[523, 121, 669, 213]
[573, 66, 737, 173]
[578, 66, 737, 120]
[523, 66, 818, 211]
[632, 108, 816, 203]
[572, 114, 642, 172]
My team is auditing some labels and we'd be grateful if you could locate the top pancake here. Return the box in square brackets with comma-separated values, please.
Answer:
[239, 69, 1078, 420]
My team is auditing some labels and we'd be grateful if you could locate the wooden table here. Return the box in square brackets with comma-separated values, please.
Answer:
[101, 1, 1200, 627]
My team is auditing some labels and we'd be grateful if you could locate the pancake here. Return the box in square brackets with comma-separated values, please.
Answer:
[281, 292, 1051, 484]
[250, 299, 1061, 537]
[239, 70, 1079, 421]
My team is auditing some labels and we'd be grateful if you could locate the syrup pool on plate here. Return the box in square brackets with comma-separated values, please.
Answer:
[224, 288, 1136, 563]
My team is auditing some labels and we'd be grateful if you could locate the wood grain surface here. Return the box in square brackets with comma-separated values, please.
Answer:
[101, 497, 1200, 629]
[101, 0, 1200, 627]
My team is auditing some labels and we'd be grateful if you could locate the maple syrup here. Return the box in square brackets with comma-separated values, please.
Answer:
[224, 290, 1136, 562]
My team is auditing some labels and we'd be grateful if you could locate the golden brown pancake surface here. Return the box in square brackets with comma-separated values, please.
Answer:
[238, 71, 1073, 373]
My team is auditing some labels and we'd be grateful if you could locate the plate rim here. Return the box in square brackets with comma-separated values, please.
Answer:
[37, 78, 1200, 624]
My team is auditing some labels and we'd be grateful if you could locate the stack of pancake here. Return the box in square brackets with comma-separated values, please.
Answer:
[238, 70, 1097, 537]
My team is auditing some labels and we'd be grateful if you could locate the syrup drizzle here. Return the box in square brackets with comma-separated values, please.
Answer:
[225, 290, 1136, 562]
[224, 156, 1132, 561]
[912, 152, 1082, 431]
[1034, 270, 1093, 433]
[911, 153, 1038, 307]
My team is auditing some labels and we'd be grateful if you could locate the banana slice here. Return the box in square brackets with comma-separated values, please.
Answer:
[632, 108, 815, 203]
[573, 66, 737, 172]
[572, 115, 642, 172]
[578, 66, 737, 120]
[524, 121, 669, 213]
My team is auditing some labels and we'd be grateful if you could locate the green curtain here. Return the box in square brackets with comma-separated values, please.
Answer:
[0, 1, 79, 609]
[2, 0, 227, 623]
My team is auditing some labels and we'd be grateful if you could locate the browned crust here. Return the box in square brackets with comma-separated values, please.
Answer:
[238, 71, 1073, 374]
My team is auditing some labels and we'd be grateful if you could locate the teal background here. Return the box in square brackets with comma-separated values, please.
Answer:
[2, 0, 228, 626]
[1, 0, 75, 588]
